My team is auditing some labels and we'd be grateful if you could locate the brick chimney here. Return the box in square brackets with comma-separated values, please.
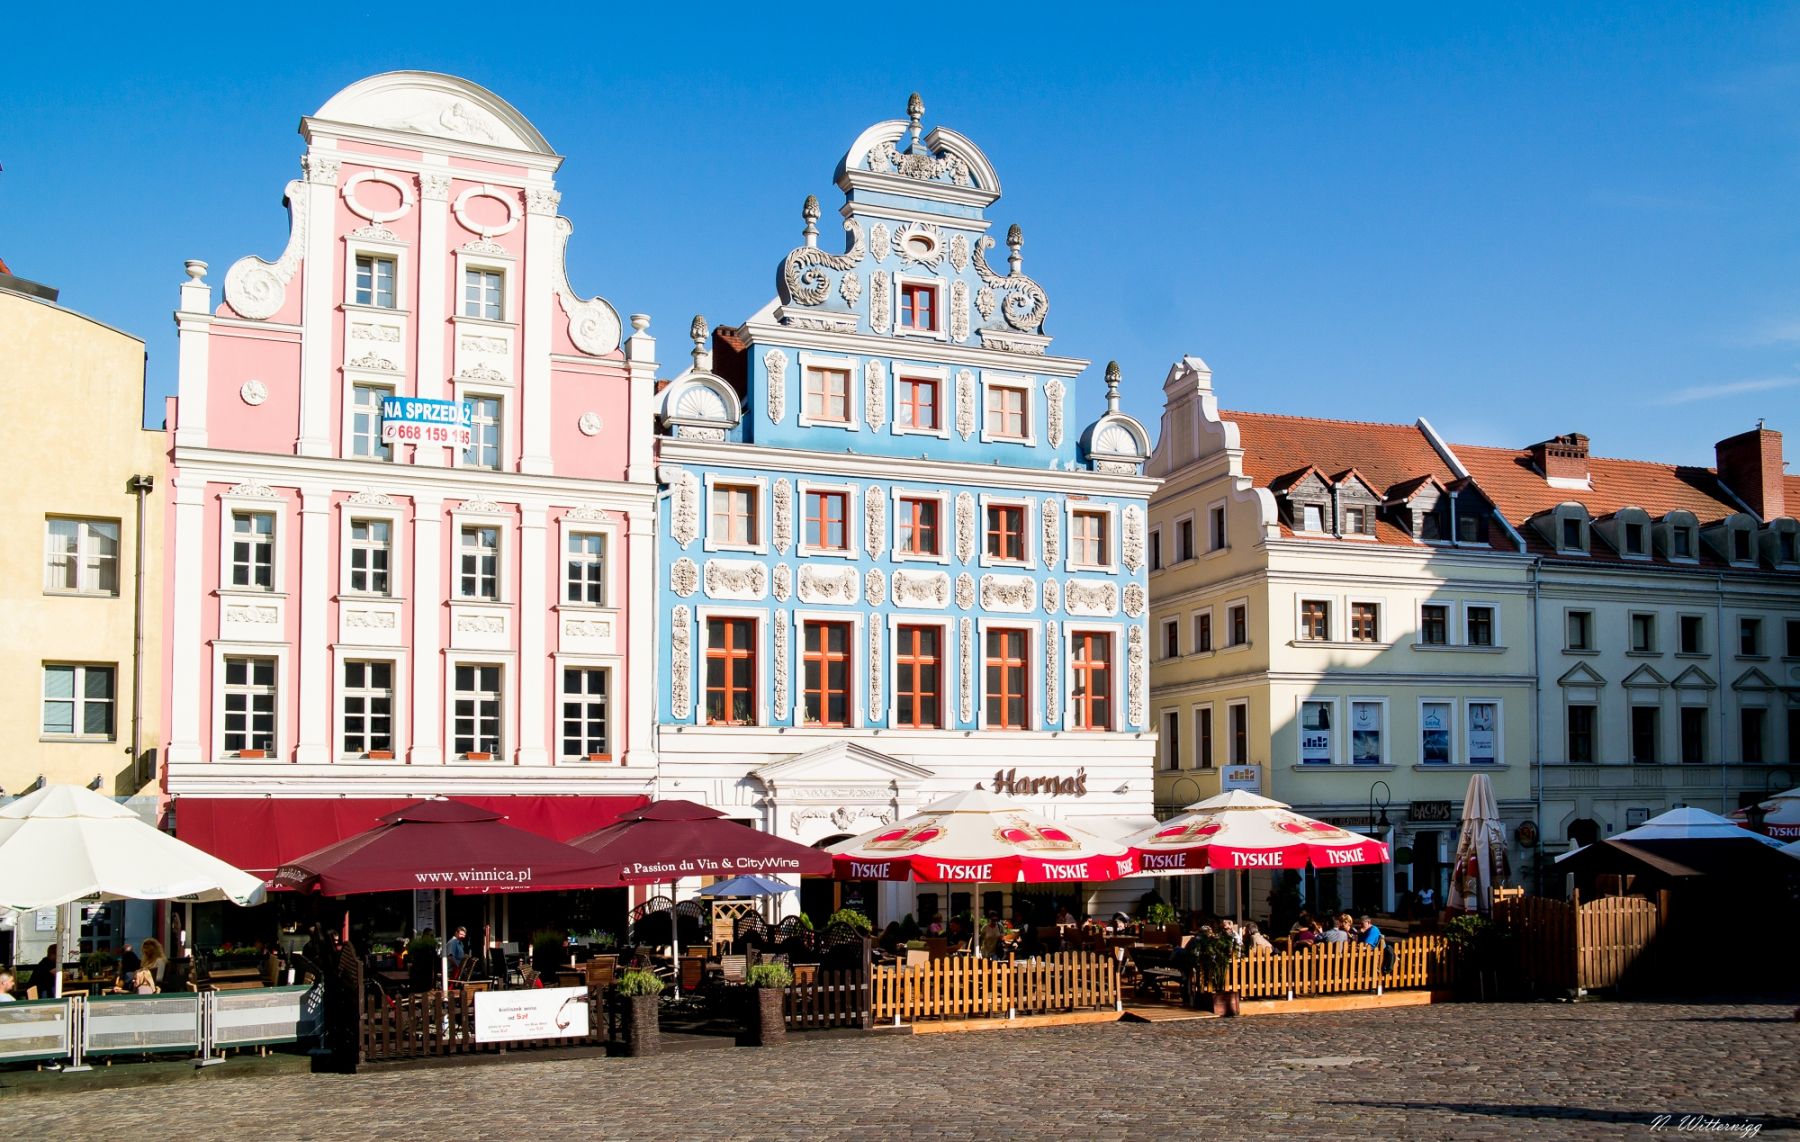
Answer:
[1715, 425, 1785, 520]
[1530, 433, 1589, 488]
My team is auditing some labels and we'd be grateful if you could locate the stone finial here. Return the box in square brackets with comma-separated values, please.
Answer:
[630, 313, 651, 333]
[802, 194, 821, 248]
[1006, 223, 1024, 274]
[690, 315, 710, 370]
[1105, 361, 1122, 413]
[906, 92, 926, 150]
[184, 259, 208, 281]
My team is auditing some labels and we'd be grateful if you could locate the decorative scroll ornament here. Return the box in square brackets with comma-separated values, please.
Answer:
[865, 568, 887, 606]
[868, 623, 883, 717]
[227, 481, 282, 499]
[949, 233, 970, 271]
[455, 614, 505, 635]
[869, 272, 891, 334]
[839, 272, 862, 305]
[954, 572, 975, 611]
[869, 97, 974, 186]
[1045, 379, 1067, 448]
[774, 611, 790, 718]
[1044, 621, 1060, 726]
[892, 569, 950, 606]
[1042, 499, 1061, 566]
[950, 281, 970, 343]
[418, 173, 452, 201]
[224, 177, 307, 321]
[672, 606, 693, 719]
[869, 222, 891, 263]
[347, 490, 396, 507]
[865, 485, 885, 555]
[954, 492, 976, 563]
[781, 195, 866, 306]
[239, 380, 268, 406]
[865, 360, 887, 429]
[981, 575, 1037, 611]
[1122, 506, 1146, 572]
[1127, 625, 1147, 727]
[671, 470, 700, 549]
[460, 236, 510, 257]
[954, 369, 976, 439]
[1123, 583, 1146, 618]
[704, 559, 768, 599]
[773, 479, 794, 555]
[1042, 578, 1061, 614]
[764, 350, 789, 424]
[550, 217, 622, 355]
[772, 563, 793, 602]
[971, 224, 1049, 334]
[958, 617, 975, 723]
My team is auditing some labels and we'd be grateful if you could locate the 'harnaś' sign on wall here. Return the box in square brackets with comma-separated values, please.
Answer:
[380, 397, 472, 448]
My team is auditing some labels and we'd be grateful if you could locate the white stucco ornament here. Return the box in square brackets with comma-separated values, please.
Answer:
[239, 380, 268, 406]
[578, 411, 603, 437]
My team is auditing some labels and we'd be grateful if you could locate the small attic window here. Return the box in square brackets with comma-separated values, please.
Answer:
[1556, 508, 1589, 553]
[1343, 506, 1367, 535]
[1301, 504, 1325, 532]
[1670, 524, 1694, 558]
[1623, 521, 1646, 555]
[1732, 526, 1753, 563]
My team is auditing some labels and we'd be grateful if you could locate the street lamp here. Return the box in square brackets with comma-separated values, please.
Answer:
[1368, 780, 1393, 915]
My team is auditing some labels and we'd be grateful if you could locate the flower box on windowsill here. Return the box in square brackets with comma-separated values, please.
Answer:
[588, 753, 613, 763]
[465, 752, 493, 761]
[367, 750, 394, 760]
[237, 749, 266, 759]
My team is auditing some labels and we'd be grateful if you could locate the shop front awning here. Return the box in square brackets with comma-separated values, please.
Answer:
[174, 795, 649, 879]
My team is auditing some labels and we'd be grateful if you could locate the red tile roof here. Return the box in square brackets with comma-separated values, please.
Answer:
[1452, 444, 1741, 523]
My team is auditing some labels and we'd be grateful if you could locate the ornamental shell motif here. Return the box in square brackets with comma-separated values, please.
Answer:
[1123, 582, 1146, 618]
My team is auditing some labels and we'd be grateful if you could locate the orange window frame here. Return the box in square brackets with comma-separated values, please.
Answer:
[801, 621, 852, 727]
[805, 490, 849, 551]
[984, 628, 1029, 729]
[704, 618, 756, 725]
[1072, 510, 1108, 565]
[898, 377, 938, 429]
[986, 505, 1025, 561]
[894, 624, 942, 729]
[804, 367, 851, 422]
[899, 498, 940, 555]
[899, 283, 936, 330]
[1069, 631, 1113, 731]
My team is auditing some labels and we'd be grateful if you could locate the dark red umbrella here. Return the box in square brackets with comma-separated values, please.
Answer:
[272, 799, 619, 896]
[568, 800, 832, 881]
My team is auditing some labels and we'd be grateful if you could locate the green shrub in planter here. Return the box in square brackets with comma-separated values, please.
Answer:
[745, 962, 792, 989]
[1144, 902, 1179, 926]
[826, 907, 872, 934]
[405, 934, 439, 958]
[616, 968, 666, 997]
[81, 951, 117, 980]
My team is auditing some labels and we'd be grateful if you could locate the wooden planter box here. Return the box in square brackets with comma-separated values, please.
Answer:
[465, 752, 493, 761]
[622, 993, 660, 1057]
[739, 987, 786, 1047]
[367, 750, 394, 760]
[237, 749, 266, 759]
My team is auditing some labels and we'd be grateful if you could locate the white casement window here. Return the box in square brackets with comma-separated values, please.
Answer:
[1420, 700, 1455, 765]
[1350, 699, 1386, 765]
[463, 396, 502, 471]
[710, 482, 761, 548]
[41, 664, 115, 739]
[895, 495, 943, 559]
[1299, 699, 1335, 764]
[453, 664, 503, 758]
[1301, 503, 1325, 533]
[462, 268, 504, 320]
[44, 517, 119, 596]
[230, 511, 276, 591]
[1466, 699, 1501, 765]
[347, 519, 392, 596]
[803, 365, 852, 424]
[222, 656, 277, 755]
[565, 532, 606, 606]
[350, 383, 392, 460]
[1069, 508, 1112, 569]
[341, 660, 394, 757]
[984, 384, 1029, 440]
[560, 666, 610, 760]
[354, 254, 396, 309]
[458, 525, 500, 601]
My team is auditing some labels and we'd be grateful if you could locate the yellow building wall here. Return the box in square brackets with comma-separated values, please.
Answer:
[0, 289, 164, 796]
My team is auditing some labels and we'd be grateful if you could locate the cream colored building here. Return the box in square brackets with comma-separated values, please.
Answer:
[1146, 358, 1535, 918]
[0, 268, 165, 958]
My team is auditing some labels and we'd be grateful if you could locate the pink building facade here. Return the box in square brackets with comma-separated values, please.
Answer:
[164, 73, 656, 868]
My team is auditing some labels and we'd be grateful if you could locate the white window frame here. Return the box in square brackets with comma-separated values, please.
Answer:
[796, 479, 860, 559]
[556, 659, 615, 761]
[1463, 600, 1500, 647]
[975, 617, 1042, 732]
[894, 272, 948, 341]
[459, 263, 509, 323]
[1418, 697, 1457, 766]
[791, 608, 863, 729]
[457, 389, 507, 472]
[43, 516, 121, 597]
[338, 656, 400, 759]
[217, 488, 289, 596]
[702, 473, 770, 555]
[1297, 696, 1337, 766]
[40, 663, 116, 741]
[1346, 597, 1384, 644]
[211, 643, 288, 760]
[451, 500, 512, 603]
[557, 511, 619, 612]
[891, 365, 951, 438]
[344, 375, 395, 463]
[339, 504, 403, 599]
[343, 234, 408, 315]
[1208, 502, 1228, 553]
[889, 488, 951, 564]
[446, 656, 511, 761]
[1064, 501, 1118, 572]
[796, 351, 860, 430]
[695, 606, 767, 727]
[978, 371, 1036, 445]
[886, 614, 953, 730]
[977, 493, 1037, 569]
[1464, 697, 1504, 766]
[350, 250, 399, 310]
[1349, 696, 1389, 766]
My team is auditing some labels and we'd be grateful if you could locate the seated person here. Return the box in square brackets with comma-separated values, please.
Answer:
[978, 914, 1004, 959]
[1054, 905, 1077, 927]
[1320, 913, 1353, 944]
[28, 945, 58, 995]
[1243, 922, 1274, 955]
[1354, 915, 1383, 947]
[0, 970, 15, 1001]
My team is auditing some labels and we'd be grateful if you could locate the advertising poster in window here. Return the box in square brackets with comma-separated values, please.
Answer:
[1467, 703, 1497, 765]
[1300, 701, 1333, 765]
[1352, 701, 1383, 765]
[1421, 702, 1452, 764]
[380, 397, 473, 448]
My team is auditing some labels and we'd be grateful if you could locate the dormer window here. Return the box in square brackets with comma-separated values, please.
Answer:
[899, 282, 937, 331]
[1672, 526, 1693, 558]
[1732, 528, 1753, 563]
[1301, 503, 1325, 532]
[1561, 518, 1583, 550]
[1343, 507, 1367, 535]
[1779, 529, 1797, 565]
[1624, 521, 1646, 555]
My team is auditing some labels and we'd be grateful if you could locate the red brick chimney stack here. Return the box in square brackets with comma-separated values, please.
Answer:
[1530, 433, 1590, 485]
[1715, 426, 1785, 520]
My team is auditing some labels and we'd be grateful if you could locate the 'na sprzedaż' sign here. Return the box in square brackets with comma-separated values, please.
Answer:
[380, 397, 473, 448]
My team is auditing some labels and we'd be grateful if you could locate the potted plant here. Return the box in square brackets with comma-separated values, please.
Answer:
[1188, 930, 1240, 1017]
[367, 749, 394, 760]
[81, 951, 117, 985]
[1444, 913, 1515, 1001]
[826, 907, 872, 935]
[531, 929, 567, 978]
[614, 968, 665, 1057]
[741, 962, 792, 1046]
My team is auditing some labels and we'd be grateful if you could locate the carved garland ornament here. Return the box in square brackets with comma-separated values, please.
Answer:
[773, 563, 793, 602]
[224, 176, 308, 321]
[864, 360, 887, 429]
[670, 558, 699, 598]
[954, 572, 975, 611]
[773, 479, 794, 555]
[704, 560, 767, 598]
[869, 272, 891, 334]
[865, 485, 885, 555]
[1042, 578, 1061, 615]
[1122, 506, 1146, 572]
[1042, 498, 1060, 567]
[958, 618, 975, 723]
[868, 623, 883, 718]
[1065, 580, 1119, 614]
[869, 139, 974, 186]
[671, 606, 693, 719]
[671, 470, 700, 549]
[980, 575, 1036, 611]
[346, 490, 395, 507]
[1045, 379, 1067, 448]
[774, 611, 791, 718]
[764, 349, 789, 424]
[1123, 582, 1146, 618]
[799, 564, 859, 604]
[892, 570, 950, 606]
[1127, 625, 1147, 727]
[1045, 620, 1060, 726]
[954, 492, 976, 563]
[954, 369, 976, 439]
[950, 281, 970, 343]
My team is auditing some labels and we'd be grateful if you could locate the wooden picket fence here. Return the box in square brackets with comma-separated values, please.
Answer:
[1492, 892, 1663, 995]
[1223, 937, 1453, 1001]
[359, 985, 610, 1063]
[870, 951, 1119, 1024]
[783, 969, 871, 1031]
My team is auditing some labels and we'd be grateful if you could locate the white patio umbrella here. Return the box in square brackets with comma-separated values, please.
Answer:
[1450, 773, 1509, 914]
[0, 785, 266, 996]
[1611, 805, 1784, 846]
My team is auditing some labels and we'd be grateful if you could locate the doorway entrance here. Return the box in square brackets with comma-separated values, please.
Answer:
[798, 834, 877, 926]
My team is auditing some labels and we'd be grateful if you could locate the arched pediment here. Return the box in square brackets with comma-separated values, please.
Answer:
[657, 370, 743, 438]
[311, 71, 555, 156]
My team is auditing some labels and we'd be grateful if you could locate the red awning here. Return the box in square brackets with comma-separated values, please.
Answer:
[175, 795, 649, 878]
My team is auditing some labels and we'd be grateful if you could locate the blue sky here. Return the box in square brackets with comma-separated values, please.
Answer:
[5, 5, 1800, 466]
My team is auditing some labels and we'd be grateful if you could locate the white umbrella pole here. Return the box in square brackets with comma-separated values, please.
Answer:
[669, 881, 680, 1000]
[439, 889, 450, 993]
[53, 901, 67, 999]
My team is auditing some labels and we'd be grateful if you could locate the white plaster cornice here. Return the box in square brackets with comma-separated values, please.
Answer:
[738, 318, 1089, 377]
[171, 447, 659, 500]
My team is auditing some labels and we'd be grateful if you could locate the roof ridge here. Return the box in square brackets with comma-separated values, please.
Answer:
[1453, 440, 1720, 476]
[1220, 409, 1423, 433]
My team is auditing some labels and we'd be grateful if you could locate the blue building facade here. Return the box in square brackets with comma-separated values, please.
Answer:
[651, 96, 1156, 919]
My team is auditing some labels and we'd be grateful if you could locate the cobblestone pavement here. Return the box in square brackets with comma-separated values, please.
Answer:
[5, 1000, 1797, 1140]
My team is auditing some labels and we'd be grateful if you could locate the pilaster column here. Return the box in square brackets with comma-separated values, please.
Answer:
[165, 475, 209, 765]
[410, 496, 444, 765]
[414, 167, 451, 467]
[295, 488, 333, 763]
[516, 503, 550, 767]
[519, 188, 559, 476]
[173, 263, 213, 449]
[623, 505, 656, 768]
[623, 314, 657, 486]
[295, 156, 339, 458]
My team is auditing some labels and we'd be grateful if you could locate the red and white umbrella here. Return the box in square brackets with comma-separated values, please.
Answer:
[1122, 789, 1389, 872]
[828, 790, 1136, 884]
[1733, 787, 1800, 841]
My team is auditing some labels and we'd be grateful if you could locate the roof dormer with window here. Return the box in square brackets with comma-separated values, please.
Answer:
[1760, 517, 1799, 570]
[1655, 510, 1700, 563]
[1594, 506, 1653, 562]
[1331, 470, 1379, 539]
[1705, 513, 1760, 568]
[1534, 503, 1591, 556]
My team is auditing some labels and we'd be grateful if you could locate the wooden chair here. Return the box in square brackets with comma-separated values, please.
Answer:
[585, 956, 617, 988]
[679, 956, 706, 992]
[924, 937, 949, 960]
[718, 954, 748, 983]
